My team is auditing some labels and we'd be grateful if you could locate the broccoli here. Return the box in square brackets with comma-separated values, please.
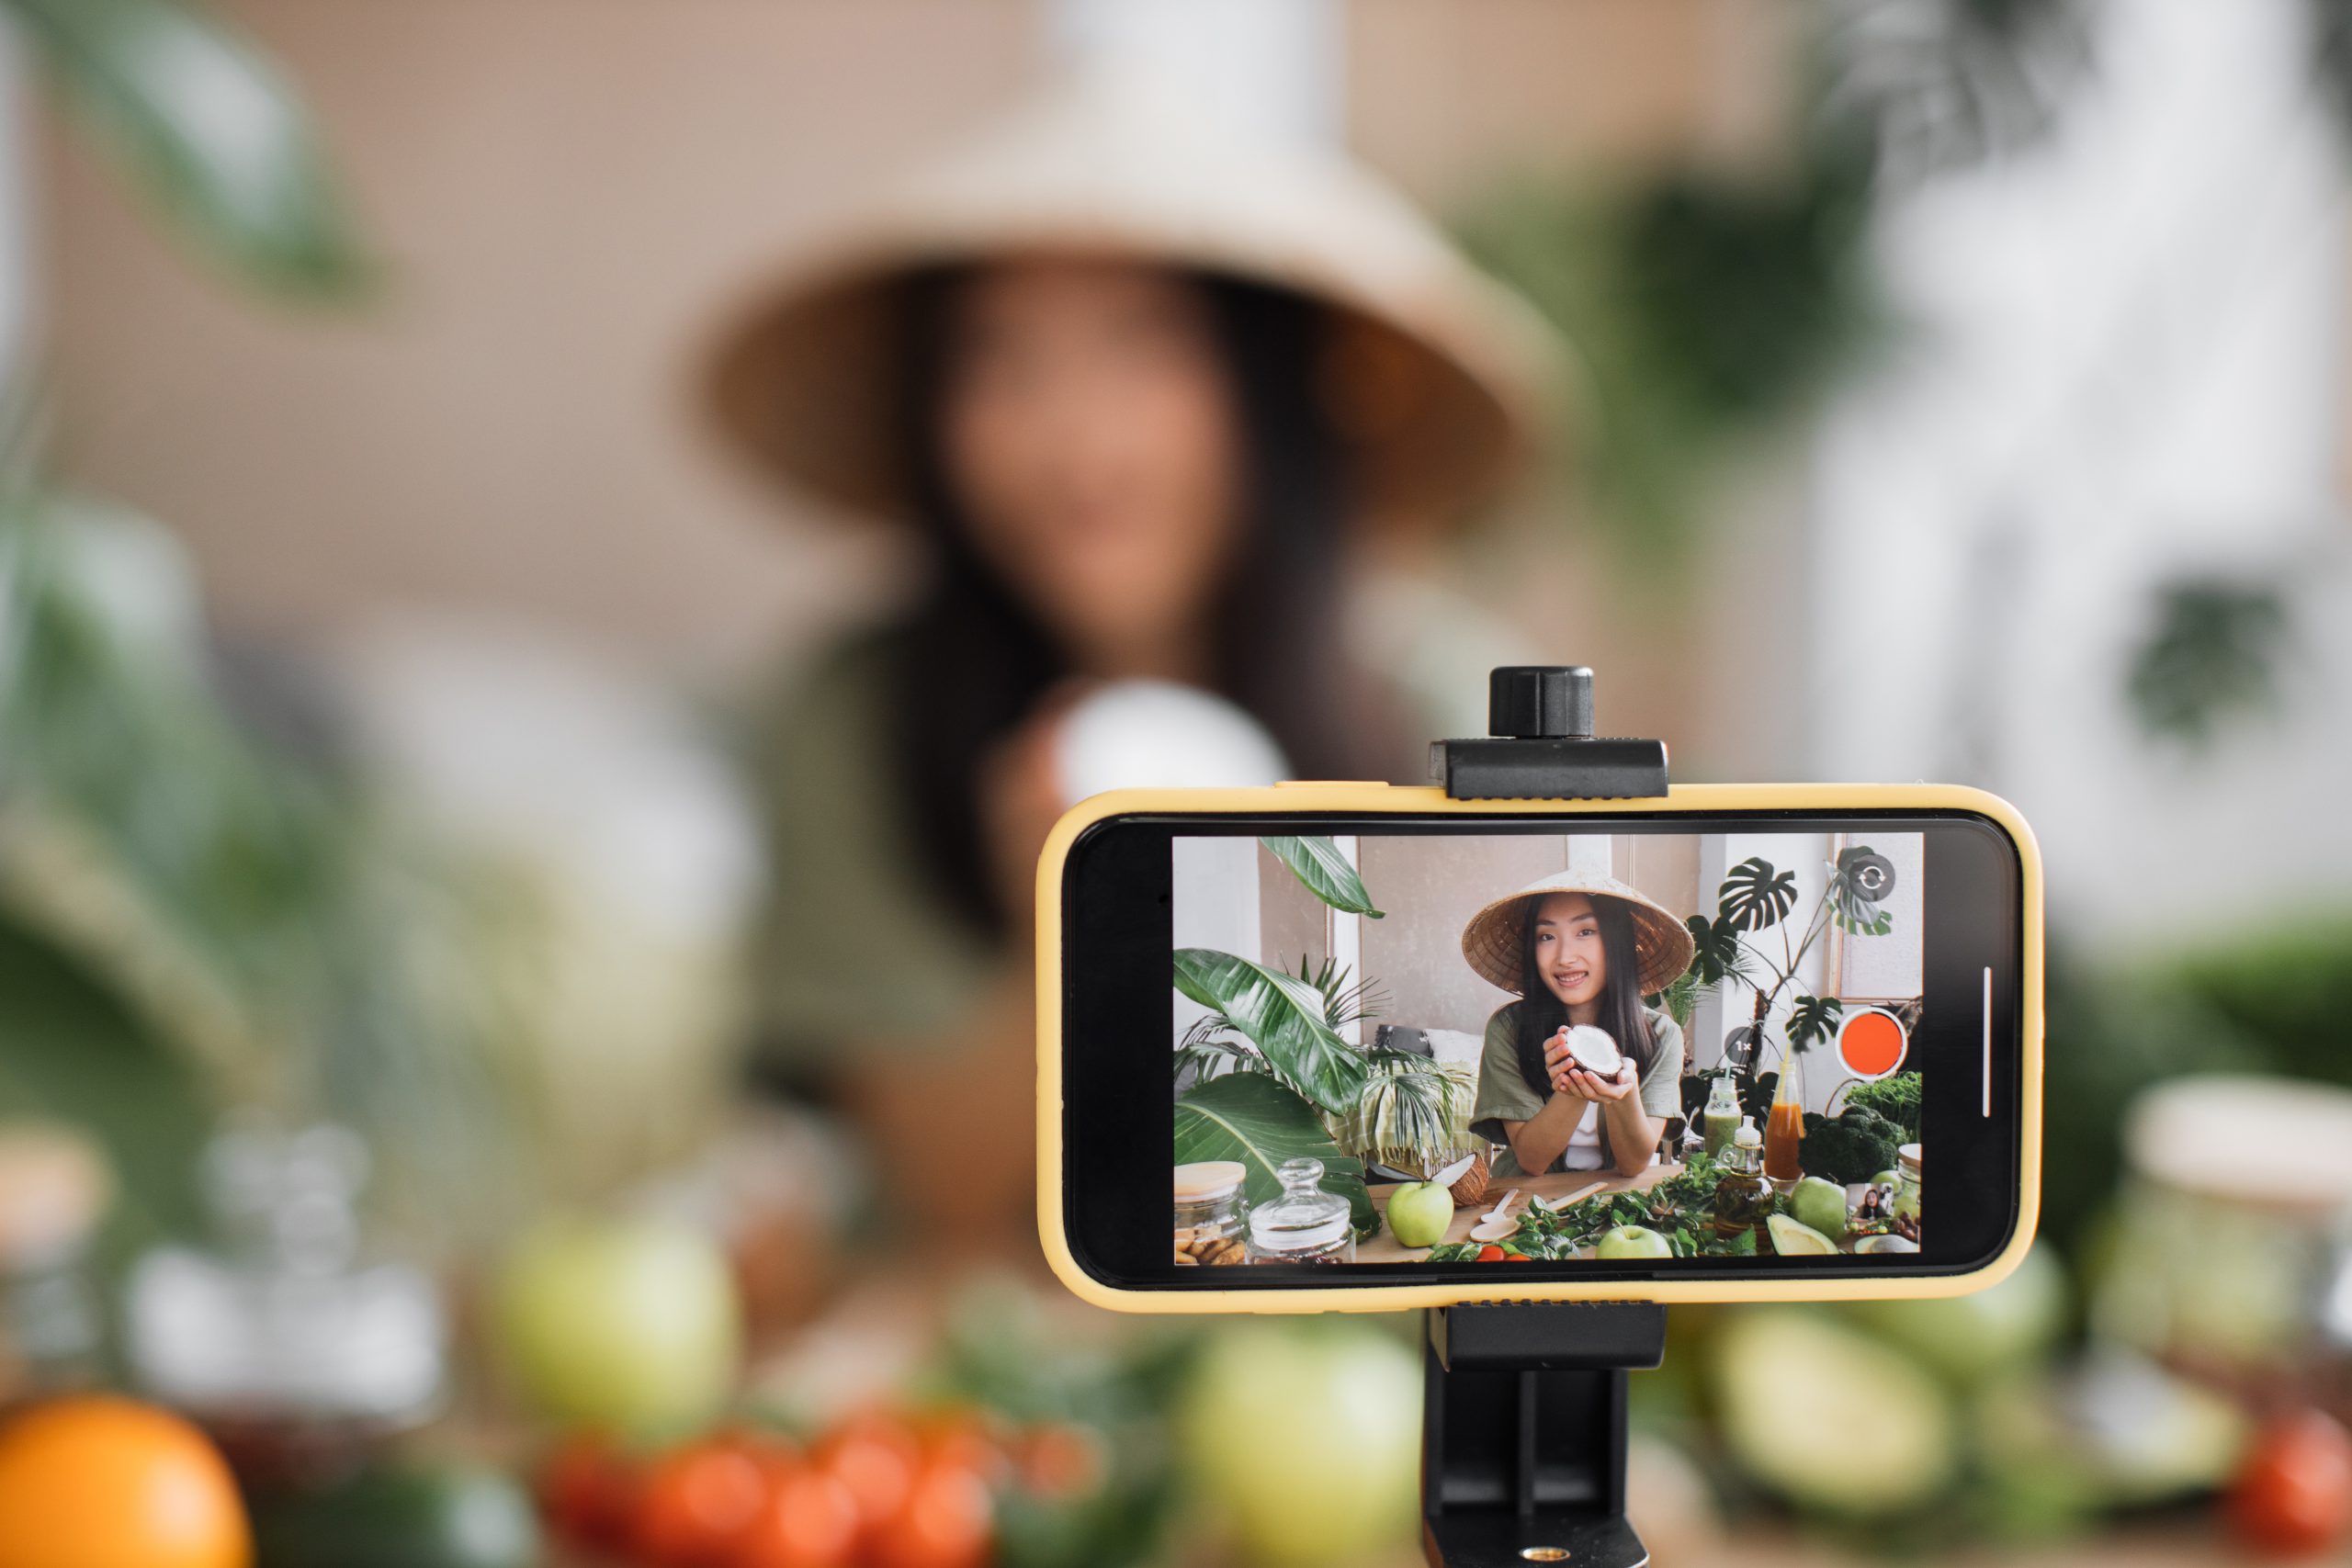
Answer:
[1800, 1106, 1902, 1186]
[1844, 1071, 1923, 1142]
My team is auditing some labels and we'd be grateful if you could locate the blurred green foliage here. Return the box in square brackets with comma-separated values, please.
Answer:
[8, 0, 371, 296]
[2124, 577, 2293, 749]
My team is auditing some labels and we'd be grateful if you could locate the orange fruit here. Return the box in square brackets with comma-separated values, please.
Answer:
[0, 1396, 250, 1568]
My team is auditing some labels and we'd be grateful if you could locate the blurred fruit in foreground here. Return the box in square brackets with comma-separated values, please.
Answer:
[1970, 1353, 2246, 1533]
[2227, 1410, 2352, 1557]
[1712, 1310, 1957, 1517]
[537, 1432, 639, 1550]
[1178, 1321, 1419, 1567]
[493, 1215, 741, 1438]
[246, 1462, 539, 1568]
[1847, 1242, 2067, 1384]
[633, 1438, 768, 1564]
[0, 1395, 251, 1568]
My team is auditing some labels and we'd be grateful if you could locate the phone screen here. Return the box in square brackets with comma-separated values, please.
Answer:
[1056, 809, 2027, 1292]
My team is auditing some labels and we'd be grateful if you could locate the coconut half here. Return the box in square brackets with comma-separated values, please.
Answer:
[1432, 1153, 1478, 1189]
[1565, 1025, 1624, 1077]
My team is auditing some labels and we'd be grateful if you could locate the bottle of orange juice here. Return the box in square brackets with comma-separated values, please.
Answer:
[1762, 1050, 1805, 1190]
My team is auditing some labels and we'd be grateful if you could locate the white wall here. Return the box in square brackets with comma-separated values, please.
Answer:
[1804, 0, 2352, 946]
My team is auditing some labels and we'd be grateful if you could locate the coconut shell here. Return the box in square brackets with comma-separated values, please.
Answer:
[1446, 1149, 1492, 1209]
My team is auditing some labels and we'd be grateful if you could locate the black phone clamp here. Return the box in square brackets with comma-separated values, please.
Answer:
[1423, 1303, 1666, 1568]
[1421, 667, 1672, 1568]
[1430, 666, 1668, 801]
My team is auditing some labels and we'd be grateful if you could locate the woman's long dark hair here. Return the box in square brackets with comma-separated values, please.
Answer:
[889, 265, 1397, 935]
[1513, 895, 1657, 1102]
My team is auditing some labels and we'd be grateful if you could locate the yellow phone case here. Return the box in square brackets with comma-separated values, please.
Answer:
[1035, 782, 2043, 1314]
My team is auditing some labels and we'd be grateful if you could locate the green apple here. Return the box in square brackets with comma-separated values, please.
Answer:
[1385, 1181, 1454, 1249]
[1179, 1321, 1419, 1567]
[1790, 1177, 1850, 1240]
[1596, 1225, 1674, 1259]
[1767, 1213, 1838, 1255]
[492, 1214, 741, 1438]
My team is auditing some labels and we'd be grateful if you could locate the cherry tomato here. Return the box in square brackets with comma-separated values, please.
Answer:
[1476, 1245, 1506, 1263]
[869, 1459, 994, 1568]
[733, 1462, 860, 1568]
[2228, 1409, 2352, 1557]
[919, 1409, 1013, 1489]
[1017, 1421, 1107, 1501]
[634, 1439, 770, 1566]
[1508, 1254, 1535, 1262]
[538, 1431, 638, 1547]
[813, 1413, 922, 1535]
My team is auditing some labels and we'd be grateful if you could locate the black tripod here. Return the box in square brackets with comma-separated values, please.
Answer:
[1419, 667, 1672, 1568]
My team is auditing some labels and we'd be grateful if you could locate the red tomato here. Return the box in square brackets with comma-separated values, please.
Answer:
[920, 1410, 1012, 1490]
[2228, 1410, 2352, 1557]
[1476, 1246, 1506, 1263]
[634, 1440, 770, 1566]
[733, 1463, 860, 1568]
[539, 1432, 638, 1547]
[869, 1460, 994, 1568]
[813, 1413, 922, 1534]
[1017, 1422, 1106, 1501]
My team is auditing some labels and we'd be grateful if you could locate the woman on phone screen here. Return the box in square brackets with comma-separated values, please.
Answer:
[1460, 871, 1694, 1179]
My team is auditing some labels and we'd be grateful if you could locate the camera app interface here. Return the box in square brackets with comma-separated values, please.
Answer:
[1170, 830, 1928, 1268]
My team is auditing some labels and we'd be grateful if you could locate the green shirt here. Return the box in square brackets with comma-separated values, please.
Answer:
[1468, 1003, 1686, 1177]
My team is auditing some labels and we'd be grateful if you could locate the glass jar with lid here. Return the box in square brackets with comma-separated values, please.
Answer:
[1247, 1157, 1355, 1265]
[1174, 1160, 1249, 1267]
[1892, 1144, 1922, 1242]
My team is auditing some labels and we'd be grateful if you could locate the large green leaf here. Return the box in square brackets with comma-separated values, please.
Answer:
[9, 0, 371, 296]
[1173, 949, 1369, 1116]
[1785, 994, 1843, 1054]
[1685, 913, 1757, 987]
[1171, 1072, 1373, 1235]
[1717, 856, 1797, 932]
[1259, 837, 1384, 918]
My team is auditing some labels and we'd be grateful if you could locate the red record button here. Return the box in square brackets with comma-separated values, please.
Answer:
[1837, 1008, 1907, 1080]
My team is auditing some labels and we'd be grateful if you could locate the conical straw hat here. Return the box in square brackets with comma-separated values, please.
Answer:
[699, 70, 1560, 528]
[1460, 869, 1696, 998]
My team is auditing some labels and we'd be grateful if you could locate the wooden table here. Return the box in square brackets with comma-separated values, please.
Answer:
[1357, 1160, 1688, 1261]
[1358, 1163, 1901, 1261]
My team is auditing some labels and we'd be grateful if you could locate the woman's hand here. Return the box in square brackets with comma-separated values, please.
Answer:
[975, 682, 1094, 935]
[1561, 1061, 1637, 1102]
[1543, 1031, 1634, 1103]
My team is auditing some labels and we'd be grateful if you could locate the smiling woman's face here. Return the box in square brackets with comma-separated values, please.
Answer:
[1532, 893, 1608, 1010]
[936, 257, 1242, 679]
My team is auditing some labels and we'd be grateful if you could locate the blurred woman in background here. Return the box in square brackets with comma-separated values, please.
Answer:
[700, 73, 1555, 1250]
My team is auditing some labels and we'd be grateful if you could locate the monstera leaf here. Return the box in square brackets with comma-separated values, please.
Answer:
[1786, 994, 1845, 1053]
[1260, 837, 1384, 919]
[1686, 913, 1758, 987]
[1173, 949, 1369, 1116]
[1718, 857, 1798, 931]
[1172, 1072, 1373, 1235]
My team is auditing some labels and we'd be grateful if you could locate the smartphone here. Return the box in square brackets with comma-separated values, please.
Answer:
[1036, 783, 2042, 1312]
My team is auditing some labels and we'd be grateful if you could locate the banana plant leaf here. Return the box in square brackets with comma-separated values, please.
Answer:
[1173, 948, 1369, 1116]
[8, 0, 370, 296]
[1259, 837, 1384, 918]
[1171, 1072, 1373, 1235]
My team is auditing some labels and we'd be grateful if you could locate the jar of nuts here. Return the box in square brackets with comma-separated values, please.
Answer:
[1173, 1161, 1250, 1267]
